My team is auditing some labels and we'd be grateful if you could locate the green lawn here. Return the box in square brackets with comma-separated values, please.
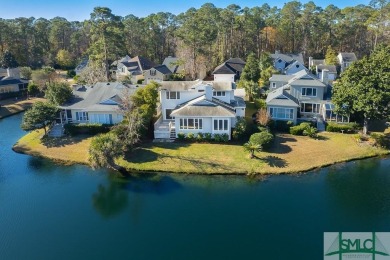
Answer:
[117, 132, 389, 175]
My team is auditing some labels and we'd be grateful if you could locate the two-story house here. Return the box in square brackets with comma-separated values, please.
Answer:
[116, 56, 156, 83]
[212, 58, 246, 82]
[337, 52, 357, 72]
[154, 81, 246, 140]
[270, 51, 306, 74]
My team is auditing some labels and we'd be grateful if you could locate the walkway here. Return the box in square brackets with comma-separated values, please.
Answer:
[48, 124, 65, 137]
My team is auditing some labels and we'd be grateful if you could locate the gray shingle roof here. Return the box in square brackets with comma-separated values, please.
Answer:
[154, 65, 173, 75]
[130, 56, 156, 71]
[316, 65, 337, 73]
[271, 52, 304, 64]
[170, 95, 235, 117]
[60, 82, 136, 112]
[212, 57, 246, 75]
[0, 76, 25, 86]
[162, 57, 183, 73]
[160, 81, 234, 91]
[266, 86, 299, 107]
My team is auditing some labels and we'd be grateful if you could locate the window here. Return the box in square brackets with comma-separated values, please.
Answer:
[150, 70, 156, 76]
[272, 83, 276, 88]
[213, 119, 229, 131]
[213, 91, 226, 97]
[179, 118, 203, 130]
[269, 107, 294, 120]
[165, 109, 174, 120]
[75, 111, 88, 121]
[302, 87, 317, 97]
[166, 91, 180, 99]
[300, 103, 320, 113]
[90, 114, 113, 124]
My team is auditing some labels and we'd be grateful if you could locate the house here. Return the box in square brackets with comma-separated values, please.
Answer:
[154, 80, 246, 140]
[162, 56, 183, 74]
[283, 60, 308, 75]
[116, 56, 156, 83]
[0, 68, 28, 98]
[308, 57, 325, 67]
[266, 70, 328, 124]
[270, 51, 305, 74]
[212, 58, 246, 82]
[337, 52, 357, 72]
[315, 65, 337, 83]
[59, 82, 137, 125]
[144, 65, 172, 84]
[75, 58, 89, 75]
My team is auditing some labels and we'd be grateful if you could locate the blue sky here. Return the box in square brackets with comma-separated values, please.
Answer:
[0, 0, 371, 21]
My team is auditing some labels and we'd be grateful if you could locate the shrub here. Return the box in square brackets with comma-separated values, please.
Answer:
[254, 99, 266, 109]
[186, 132, 195, 140]
[370, 133, 390, 148]
[204, 133, 212, 142]
[64, 123, 110, 136]
[249, 131, 274, 150]
[177, 132, 185, 140]
[220, 133, 229, 143]
[290, 122, 311, 135]
[270, 120, 291, 133]
[67, 70, 76, 78]
[303, 126, 318, 138]
[326, 122, 359, 133]
[196, 132, 204, 142]
[232, 117, 247, 140]
[213, 134, 222, 142]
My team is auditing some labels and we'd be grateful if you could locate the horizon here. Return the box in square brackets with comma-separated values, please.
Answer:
[0, 0, 372, 21]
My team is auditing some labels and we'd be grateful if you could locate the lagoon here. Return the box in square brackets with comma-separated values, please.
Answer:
[1, 113, 390, 259]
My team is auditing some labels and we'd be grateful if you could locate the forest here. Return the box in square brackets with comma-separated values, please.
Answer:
[0, 0, 388, 78]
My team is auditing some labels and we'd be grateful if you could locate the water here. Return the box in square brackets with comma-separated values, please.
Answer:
[1, 113, 390, 259]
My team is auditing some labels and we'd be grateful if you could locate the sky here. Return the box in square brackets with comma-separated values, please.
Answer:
[0, 0, 371, 21]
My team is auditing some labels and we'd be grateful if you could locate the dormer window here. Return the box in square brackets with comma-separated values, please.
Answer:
[278, 59, 282, 63]
[213, 91, 226, 97]
[296, 64, 299, 68]
[272, 83, 276, 88]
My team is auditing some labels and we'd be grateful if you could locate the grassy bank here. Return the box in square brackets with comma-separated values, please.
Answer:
[13, 130, 389, 175]
[13, 129, 92, 165]
[0, 97, 46, 119]
[117, 132, 389, 175]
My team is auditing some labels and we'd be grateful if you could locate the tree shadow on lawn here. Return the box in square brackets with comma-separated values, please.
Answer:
[124, 148, 233, 172]
[41, 134, 86, 148]
[261, 155, 288, 168]
[267, 135, 295, 154]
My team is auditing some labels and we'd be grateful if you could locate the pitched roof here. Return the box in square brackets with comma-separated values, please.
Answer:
[266, 87, 299, 107]
[212, 57, 246, 75]
[269, 74, 295, 82]
[160, 80, 234, 91]
[162, 57, 183, 73]
[338, 52, 357, 62]
[271, 52, 304, 64]
[311, 59, 325, 66]
[170, 95, 235, 117]
[0, 76, 26, 86]
[154, 65, 172, 75]
[316, 65, 337, 73]
[129, 56, 156, 71]
[60, 82, 136, 112]
[284, 60, 308, 73]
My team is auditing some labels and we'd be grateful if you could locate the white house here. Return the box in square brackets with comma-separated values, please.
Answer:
[212, 58, 246, 82]
[116, 56, 156, 83]
[59, 82, 137, 125]
[266, 70, 348, 124]
[337, 52, 357, 72]
[154, 80, 246, 140]
[316, 65, 337, 83]
[270, 51, 305, 73]
[283, 60, 308, 75]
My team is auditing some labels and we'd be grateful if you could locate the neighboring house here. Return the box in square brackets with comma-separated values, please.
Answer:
[308, 57, 325, 67]
[154, 80, 246, 140]
[266, 70, 329, 124]
[212, 58, 246, 82]
[59, 82, 136, 125]
[144, 65, 172, 84]
[0, 68, 28, 98]
[162, 56, 183, 74]
[283, 60, 308, 75]
[316, 65, 337, 83]
[270, 51, 305, 74]
[337, 52, 357, 72]
[75, 58, 89, 75]
[116, 56, 156, 83]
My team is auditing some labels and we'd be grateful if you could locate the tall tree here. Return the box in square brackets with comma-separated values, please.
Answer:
[0, 50, 19, 68]
[325, 45, 338, 65]
[21, 101, 58, 135]
[332, 45, 390, 134]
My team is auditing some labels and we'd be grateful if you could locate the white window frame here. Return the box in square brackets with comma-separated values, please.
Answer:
[213, 91, 226, 97]
[166, 91, 180, 100]
[76, 111, 89, 121]
[301, 87, 317, 97]
[300, 103, 320, 113]
[179, 118, 203, 130]
[213, 119, 229, 131]
[269, 107, 294, 120]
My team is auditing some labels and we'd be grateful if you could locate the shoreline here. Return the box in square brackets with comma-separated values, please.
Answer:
[12, 130, 390, 176]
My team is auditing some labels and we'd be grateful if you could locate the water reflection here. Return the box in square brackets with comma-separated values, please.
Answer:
[326, 158, 390, 220]
[92, 182, 128, 219]
[119, 174, 182, 195]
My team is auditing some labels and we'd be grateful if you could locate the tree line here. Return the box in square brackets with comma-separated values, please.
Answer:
[0, 1, 389, 79]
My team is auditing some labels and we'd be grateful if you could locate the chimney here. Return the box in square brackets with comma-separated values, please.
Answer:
[321, 69, 329, 85]
[205, 85, 213, 101]
[309, 57, 313, 67]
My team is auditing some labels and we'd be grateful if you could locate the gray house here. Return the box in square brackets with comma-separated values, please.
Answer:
[0, 68, 28, 98]
[270, 51, 305, 74]
[337, 52, 357, 72]
[144, 65, 173, 84]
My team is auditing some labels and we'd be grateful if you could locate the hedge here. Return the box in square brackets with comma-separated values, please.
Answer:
[64, 123, 111, 136]
[326, 122, 359, 133]
[290, 122, 311, 135]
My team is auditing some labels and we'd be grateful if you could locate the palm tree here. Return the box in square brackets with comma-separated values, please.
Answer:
[243, 141, 262, 159]
[89, 133, 124, 170]
[303, 126, 318, 138]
